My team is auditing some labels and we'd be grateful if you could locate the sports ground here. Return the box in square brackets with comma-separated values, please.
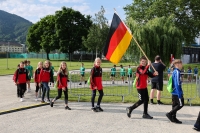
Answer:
[0, 75, 199, 133]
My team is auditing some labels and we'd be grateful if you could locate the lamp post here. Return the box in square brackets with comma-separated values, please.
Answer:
[6, 42, 10, 69]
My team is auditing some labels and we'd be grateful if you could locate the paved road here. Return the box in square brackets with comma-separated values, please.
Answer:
[0, 75, 199, 133]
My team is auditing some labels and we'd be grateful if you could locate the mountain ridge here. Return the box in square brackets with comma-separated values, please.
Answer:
[0, 10, 33, 44]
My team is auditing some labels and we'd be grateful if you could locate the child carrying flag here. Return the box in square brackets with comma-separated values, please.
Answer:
[126, 56, 158, 119]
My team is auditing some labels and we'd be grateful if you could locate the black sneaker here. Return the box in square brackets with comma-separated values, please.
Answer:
[172, 116, 182, 124]
[50, 100, 54, 107]
[91, 107, 98, 112]
[96, 107, 103, 112]
[79, 83, 82, 85]
[142, 114, 153, 119]
[157, 101, 164, 105]
[193, 128, 200, 131]
[194, 123, 200, 131]
[41, 100, 45, 103]
[85, 81, 87, 84]
[166, 113, 173, 122]
[125, 81, 128, 83]
[126, 107, 131, 118]
[65, 106, 71, 110]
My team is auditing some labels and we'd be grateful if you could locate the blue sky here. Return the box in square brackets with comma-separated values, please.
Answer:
[0, 0, 133, 23]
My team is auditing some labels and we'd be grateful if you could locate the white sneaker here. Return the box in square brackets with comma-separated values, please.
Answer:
[27, 88, 31, 93]
[35, 98, 38, 101]
[20, 98, 23, 102]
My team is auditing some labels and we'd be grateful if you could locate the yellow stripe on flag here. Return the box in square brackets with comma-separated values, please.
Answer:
[109, 30, 132, 64]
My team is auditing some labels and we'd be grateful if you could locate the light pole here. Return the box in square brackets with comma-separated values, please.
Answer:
[6, 42, 10, 69]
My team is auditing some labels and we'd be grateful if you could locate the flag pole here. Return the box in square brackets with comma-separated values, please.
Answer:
[113, 8, 157, 72]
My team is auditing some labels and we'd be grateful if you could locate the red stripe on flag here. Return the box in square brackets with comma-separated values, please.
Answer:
[105, 22, 127, 60]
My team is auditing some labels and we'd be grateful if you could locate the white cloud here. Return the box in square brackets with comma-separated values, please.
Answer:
[72, 3, 92, 15]
[0, 0, 93, 23]
[39, 0, 84, 4]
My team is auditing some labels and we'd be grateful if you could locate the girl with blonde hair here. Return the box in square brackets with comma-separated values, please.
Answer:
[90, 58, 104, 112]
[50, 61, 71, 110]
[39, 60, 54, 103]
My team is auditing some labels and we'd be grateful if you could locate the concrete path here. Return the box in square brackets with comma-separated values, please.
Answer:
[0, 75, 199, 133]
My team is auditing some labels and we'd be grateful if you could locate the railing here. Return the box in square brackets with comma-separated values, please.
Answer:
[68, 70, 199, 106]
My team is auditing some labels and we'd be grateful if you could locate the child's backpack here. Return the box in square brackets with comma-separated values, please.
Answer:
[87, 77, 91, 85]
[167, 76, 173, 93]
[132, 77, 137, 89]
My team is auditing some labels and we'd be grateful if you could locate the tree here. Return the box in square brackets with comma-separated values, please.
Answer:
[39, 15, 58, 60]
[27, 15, 58, 60]
[26, 22, 42, 53]
[126, 16, 184, 64]
[82, 6, 109, 58]
[124, 0, 200, 45]
[55, 7, 92, 60]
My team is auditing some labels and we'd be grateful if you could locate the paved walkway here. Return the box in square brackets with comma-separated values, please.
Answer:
[0, 75, 199, 133]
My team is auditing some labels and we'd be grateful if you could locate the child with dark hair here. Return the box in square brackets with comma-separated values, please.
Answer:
[166, 59, 184, 124]
[126, 56, 158, 119]
[120, 65, 126, 83]
[13, 61, 29, 102]
[34, 61, 43, 101]
[110, 65, 116, 84]
[126, 65, 132, 83]
[26, 60, 33, 92]
[79, 63, 86, 85]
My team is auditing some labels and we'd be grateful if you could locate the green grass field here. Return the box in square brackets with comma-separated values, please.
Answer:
[1, 58, 200, 105]
[0, 58, 135, 75]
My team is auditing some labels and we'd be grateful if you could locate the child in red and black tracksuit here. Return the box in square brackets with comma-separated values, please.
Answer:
[126, 56, 158, 119]
[50, 61, 71, 110]
[34, 61, 43, 101]
[39, 60, 54, 103]
[13, 61, 29, 102]
[90, 58, 104, 112]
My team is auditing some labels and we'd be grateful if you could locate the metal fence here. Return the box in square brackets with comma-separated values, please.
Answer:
[8, 53, 68, 59]
[68, 71, 199, 105]
[69, 71, 132, 102]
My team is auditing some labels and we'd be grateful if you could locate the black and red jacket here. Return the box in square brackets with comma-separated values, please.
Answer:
[34, 68, 42, 83]
[39, 67, 54, 83]
[136, 65, 155, 89]
[13, 68, 29, 84]
[90, 65, 103, 90]
[57, 71, 68, 89]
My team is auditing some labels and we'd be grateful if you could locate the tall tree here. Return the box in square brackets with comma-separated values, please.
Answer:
[26, 22, 42, 53]
[126, 16, 184, 64]
[39, 15, 58, 60]
[124, 0, 200, 45]
[27, 15, 58, 60]
[55, 7, 92, 60]
[83, 6, 109, 58]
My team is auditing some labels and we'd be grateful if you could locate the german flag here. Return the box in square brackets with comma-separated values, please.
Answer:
[103, 13, 132, 64]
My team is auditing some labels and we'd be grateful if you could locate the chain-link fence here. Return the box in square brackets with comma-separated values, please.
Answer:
[68, 70, 199, 105]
